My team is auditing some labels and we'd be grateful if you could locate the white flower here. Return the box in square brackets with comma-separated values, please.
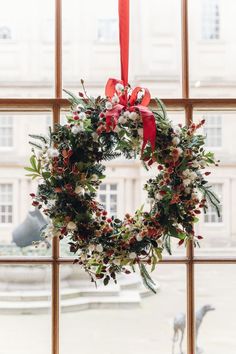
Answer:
[173, 125, 181, 135]
[155, 192, 163, 201]
[71, 125, 83, 135]
[67, 221, 77, 231]
[88, 244, 95, 252]
[129, 112, 139, 121]
[183, 178, 191, 187]
[113, 258, 121, 266]
[96, 244, 103, 253]
[47, 148, 59, 158]
[123, 111, 131, 118]
[191, 160, 200, 168]
[78, 112, 86, 120]
[92, 132, 99, 142]
[189, 171, 197, 180]
[182, 169, 197, 182]
[200, 160, 207, 168]
[118, 115, 127, 124]
[111, 94, 119, 104]
[135, 234, 142, 242]
[172, 137, 180, 146]
[138, 128, 143, 137]
[114, 125, 121, 133]
[90, 174, 98, 182]
[129, 252, 136, 259]
[105, 101, 113, 110]
[75, 186, 85, 195]
[115, 83, 124, 92]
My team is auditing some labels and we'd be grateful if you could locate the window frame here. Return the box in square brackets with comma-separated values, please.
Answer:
[0, 182, 14, 225]
[0, 1, 236, 354]
[0, 115, 14, 150]
[203, 182, 223, 225]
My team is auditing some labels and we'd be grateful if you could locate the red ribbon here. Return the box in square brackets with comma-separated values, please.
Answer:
[105, 79, 156, 153]
[105, 0, 156, 154]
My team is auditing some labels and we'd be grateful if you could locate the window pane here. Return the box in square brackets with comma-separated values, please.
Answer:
[62, 0, 182, 98]
[0, 113, 52, 256]
[0, 0, 54, 97]
[60, 264, 186, 354]
[194, 111, 236, 256]
[189, 0, 236, 97]
[195, 265, 236, 353]
[0, 265, 51, 354]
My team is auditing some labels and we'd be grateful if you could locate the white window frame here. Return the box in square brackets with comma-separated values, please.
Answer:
[0, 115, 14, 150]
[203, 181, 223, 225]
[0, 182, 14, 225]
[98, 182, 119, 217]
[203, 114, 222, 149]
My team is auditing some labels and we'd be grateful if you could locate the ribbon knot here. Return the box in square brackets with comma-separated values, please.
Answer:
[105, 78, 156, 154]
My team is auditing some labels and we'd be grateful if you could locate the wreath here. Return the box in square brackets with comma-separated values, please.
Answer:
[26, 79, 220, 293]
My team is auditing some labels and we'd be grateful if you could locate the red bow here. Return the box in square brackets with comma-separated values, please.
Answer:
[105, 78, 156, 154]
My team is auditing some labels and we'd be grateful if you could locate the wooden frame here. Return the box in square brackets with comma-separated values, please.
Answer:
[0, 1, 236, 353]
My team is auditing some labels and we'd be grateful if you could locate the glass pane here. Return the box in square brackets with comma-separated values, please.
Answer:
[193, 111, 235, 256]
[195, 265, 236, 353]
[110, 194, 117, 202]
[62, 0, 181, 98]
[60, 264, 186, 354]
[189, 0, 236, 97]
[0, 113, 52, 256]
[0, 0, 54, 97]
[0, 265, 51, 354]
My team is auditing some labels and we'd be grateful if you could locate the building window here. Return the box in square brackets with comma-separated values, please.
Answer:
[98, 183, 118, 217]
[97, 19, 118, 43]
[0, 184, 13, 224]
[204, 183, 223, 223]
[0, 116, 13, 147]
[202, 0, 220, 40]
[203, 115, 222, 147]
[0, 26, 11, 40]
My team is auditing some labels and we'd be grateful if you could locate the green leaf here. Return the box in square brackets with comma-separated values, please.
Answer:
[30, 155, 37, 171]
[24, 167, 36, 172]
[42, 172, 51, 179]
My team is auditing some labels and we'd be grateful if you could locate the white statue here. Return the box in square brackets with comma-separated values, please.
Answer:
[172, 304, 215, 354]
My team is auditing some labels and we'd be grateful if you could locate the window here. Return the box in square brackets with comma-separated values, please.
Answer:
[98, 183, 118, 217]
[202, 0, 220, 40]
[0, 2, 235, 353]
[0, 26, 11, 40]
[97, 19, 118, 42]
[0, 116, 13, 147]
[0, 184, 13, 224]
[203, 115, 222, 147]
[204, 183, 223, 223]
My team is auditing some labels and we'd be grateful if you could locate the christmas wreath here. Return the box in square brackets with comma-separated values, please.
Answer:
[25, 79, 220, 292]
